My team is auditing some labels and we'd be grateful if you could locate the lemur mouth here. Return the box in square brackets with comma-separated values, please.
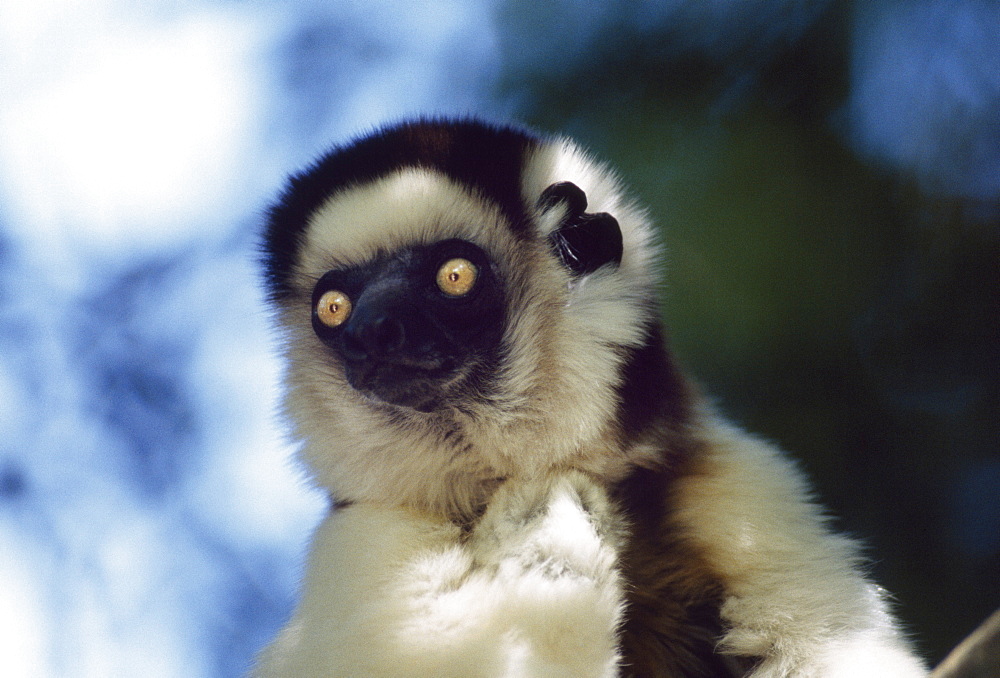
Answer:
[344, 357, 461, 412]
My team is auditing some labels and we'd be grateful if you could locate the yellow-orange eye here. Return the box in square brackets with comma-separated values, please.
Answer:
[436, 258, 477, 297]
[315, 290, 352, 327]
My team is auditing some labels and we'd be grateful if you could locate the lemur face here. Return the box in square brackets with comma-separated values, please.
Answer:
[263, 120, 637, 418]
[260, 118, 672, 508]
[308, 237, 506, 412]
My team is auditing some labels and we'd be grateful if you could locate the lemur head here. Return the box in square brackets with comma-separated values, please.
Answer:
[262, 118, 687, 515]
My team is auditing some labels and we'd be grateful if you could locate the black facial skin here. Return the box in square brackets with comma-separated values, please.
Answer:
[311, 239, 505, 412]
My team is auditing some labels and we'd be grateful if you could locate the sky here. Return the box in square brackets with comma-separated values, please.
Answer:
[0, 1, 996, 676]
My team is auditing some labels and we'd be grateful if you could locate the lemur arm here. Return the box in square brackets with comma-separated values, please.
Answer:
[674, 415, 929, 677]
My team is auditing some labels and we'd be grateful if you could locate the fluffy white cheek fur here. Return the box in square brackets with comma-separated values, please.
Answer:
[253, 473, 624, 678]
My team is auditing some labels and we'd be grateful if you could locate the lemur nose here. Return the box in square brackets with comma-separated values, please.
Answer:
[342, 313, 406, 360]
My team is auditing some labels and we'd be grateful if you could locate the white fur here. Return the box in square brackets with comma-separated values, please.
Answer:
[295, 168, 510, 278]
[674, 408, 927, 677]
[253, 473, 624, 678]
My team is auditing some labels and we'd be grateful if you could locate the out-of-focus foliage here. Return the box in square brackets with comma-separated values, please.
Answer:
[495, 0, 999, 665]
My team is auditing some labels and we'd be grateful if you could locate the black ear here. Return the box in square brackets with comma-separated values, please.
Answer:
[551, 213, 623, 275]
[538, 181, 588, 216]
[538, 181, 623, 275]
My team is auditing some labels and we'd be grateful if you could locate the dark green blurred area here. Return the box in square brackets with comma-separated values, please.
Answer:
[496, 1, 999, 666]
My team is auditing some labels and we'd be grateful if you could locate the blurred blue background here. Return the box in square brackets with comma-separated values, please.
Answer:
[0, 1, 997, 675]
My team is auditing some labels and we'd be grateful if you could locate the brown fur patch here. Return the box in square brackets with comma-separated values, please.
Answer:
[612, 455, 740, 677]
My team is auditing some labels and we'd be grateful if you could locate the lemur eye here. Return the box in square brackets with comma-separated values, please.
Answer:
[436, 258, 477, 297]
[316, 290, 352, 327]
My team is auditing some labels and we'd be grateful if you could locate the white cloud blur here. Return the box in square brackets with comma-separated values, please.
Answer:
[0, 3, 266, 259]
